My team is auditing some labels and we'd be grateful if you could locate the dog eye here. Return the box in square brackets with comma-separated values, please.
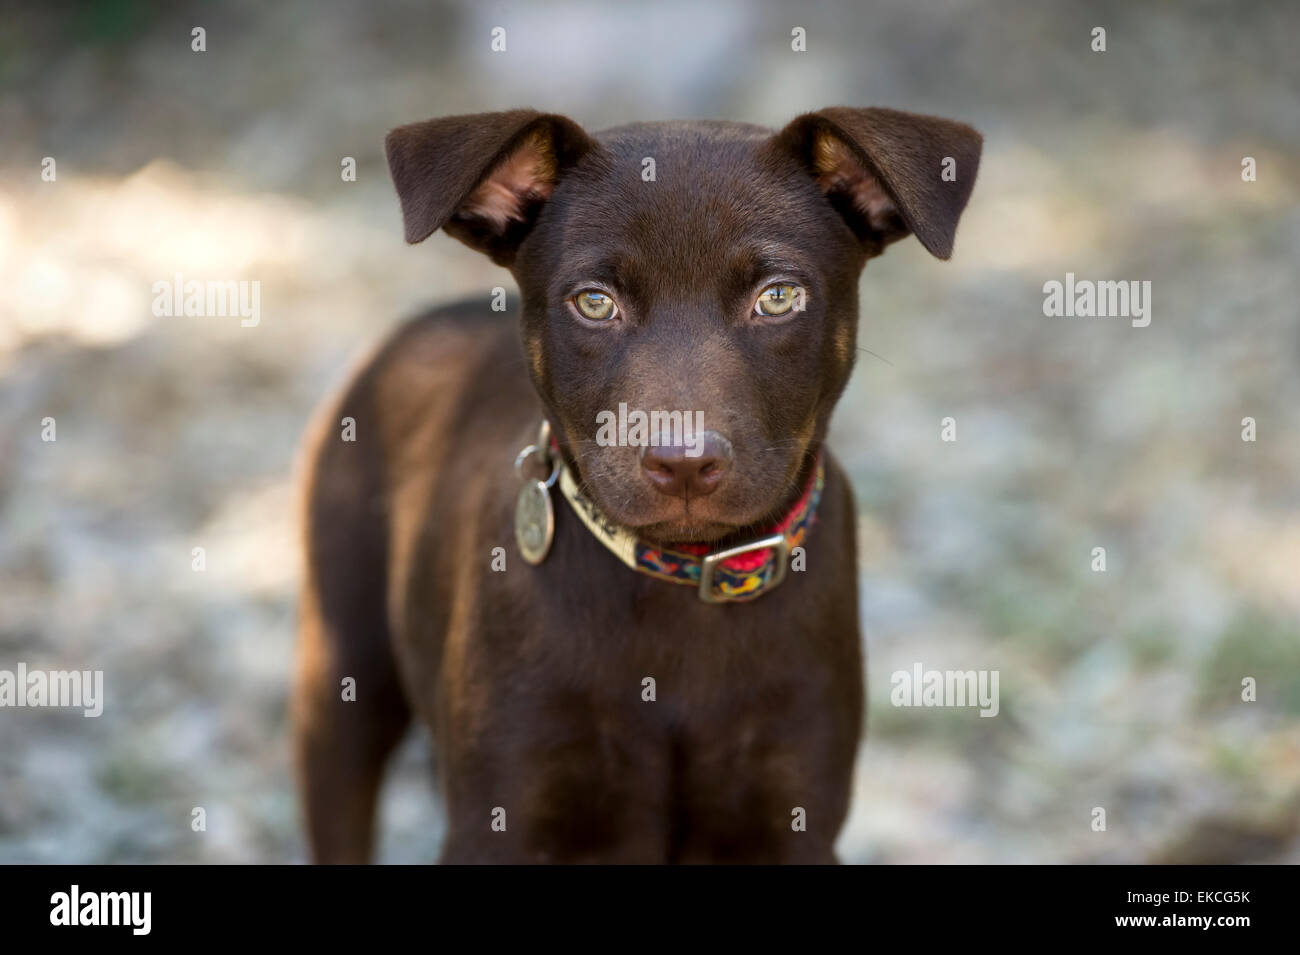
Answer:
[754, 283, 803, 318]
[573, 290, 618, 321]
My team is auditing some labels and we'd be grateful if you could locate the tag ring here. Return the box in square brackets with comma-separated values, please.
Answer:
[514, 443, 560, 488]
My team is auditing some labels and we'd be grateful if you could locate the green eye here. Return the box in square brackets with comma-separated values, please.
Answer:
[755, 283, 803, 317]
[573, 290, 618, 321]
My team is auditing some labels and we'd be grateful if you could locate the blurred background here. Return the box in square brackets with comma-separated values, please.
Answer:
[1, 0, 1297, 863]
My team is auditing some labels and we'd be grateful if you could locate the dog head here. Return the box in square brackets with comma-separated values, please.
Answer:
[386, 107, 981, 543]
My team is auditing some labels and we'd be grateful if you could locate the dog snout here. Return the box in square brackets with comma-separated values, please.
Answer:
[640, 430, 733, 499]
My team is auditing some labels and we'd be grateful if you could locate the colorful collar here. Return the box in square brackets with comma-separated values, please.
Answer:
[556, 451, 824, 604]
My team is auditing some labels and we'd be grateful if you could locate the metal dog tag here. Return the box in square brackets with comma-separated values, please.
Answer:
[515, 479, 554, 565]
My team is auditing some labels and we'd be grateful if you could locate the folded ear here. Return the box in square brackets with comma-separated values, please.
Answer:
[384, 109, 596, 266]
[771, 106, 982, 260]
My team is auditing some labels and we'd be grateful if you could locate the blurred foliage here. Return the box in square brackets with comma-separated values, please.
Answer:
[1200, 609, 1300, 714]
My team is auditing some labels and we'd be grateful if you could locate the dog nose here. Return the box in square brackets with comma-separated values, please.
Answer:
[640, 431, 732, 498]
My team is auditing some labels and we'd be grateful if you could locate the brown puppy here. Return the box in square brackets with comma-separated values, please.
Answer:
[293, 107, 981, 863]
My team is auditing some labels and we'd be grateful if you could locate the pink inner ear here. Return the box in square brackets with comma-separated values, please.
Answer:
[813, 134, 898, 230]
[460, 133, 557, 230]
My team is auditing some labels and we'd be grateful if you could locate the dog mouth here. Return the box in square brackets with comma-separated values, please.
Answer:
[633, 516, 747, 545]
[573, 471, 799, 546]
[560, 435, 810, 545]
[574, 479, 748, 542]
